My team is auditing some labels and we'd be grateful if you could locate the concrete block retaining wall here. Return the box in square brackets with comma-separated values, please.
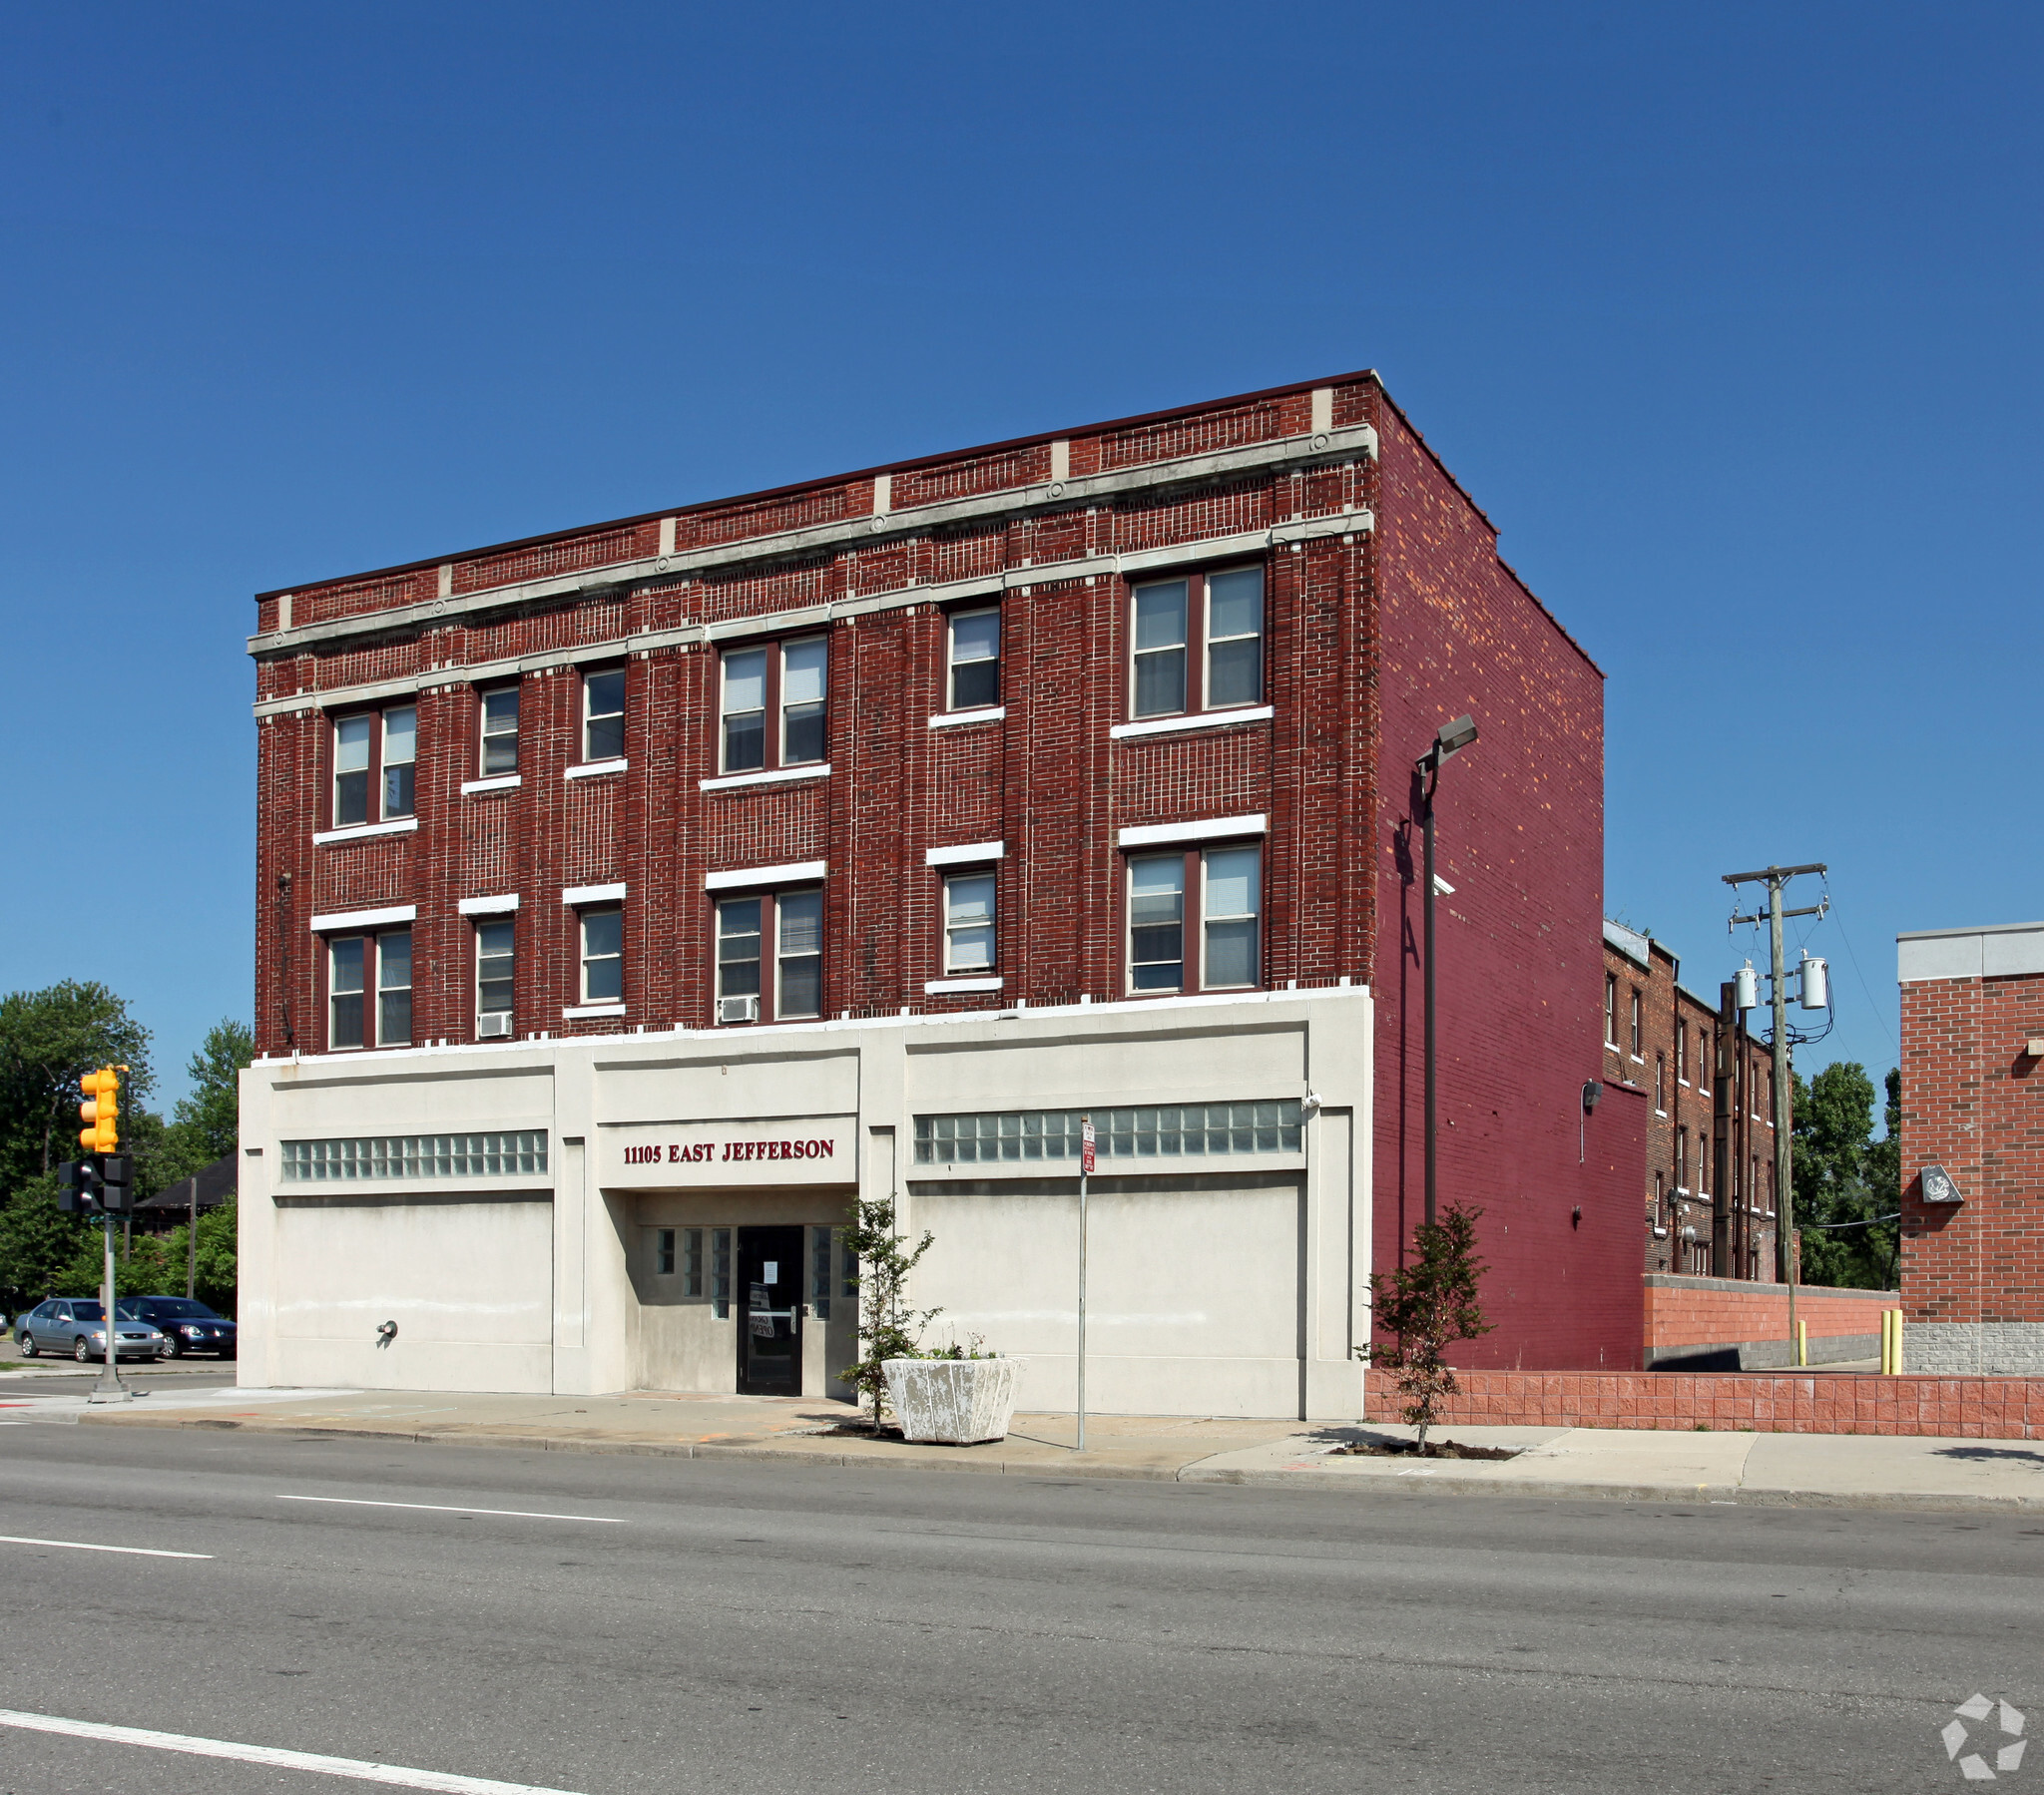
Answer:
[1643, 1274, 1896, 1371]
[1365, 1369, 2044, 1438]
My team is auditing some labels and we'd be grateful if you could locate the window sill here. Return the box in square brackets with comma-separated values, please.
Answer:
[462, 773, 522, 794]
[700, 762, 831, 793]
[926, 976, 1003, 994]
[565, 758, 627, 781]
[313, 817, 419, 845]
[928, 706, 1005, 730]
[1111, 704, 1273, 742]
[562, 1003, 626, 1020]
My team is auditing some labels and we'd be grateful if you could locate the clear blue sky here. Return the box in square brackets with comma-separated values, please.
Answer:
[2, 3, 2036, 1109]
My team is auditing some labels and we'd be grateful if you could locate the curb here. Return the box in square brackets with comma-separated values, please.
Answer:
[71, 1409, 2044, 1513]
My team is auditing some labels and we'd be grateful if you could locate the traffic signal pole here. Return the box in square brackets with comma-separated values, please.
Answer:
[92, 1211, 128, 1401]
[76, 1066, 135, 1404]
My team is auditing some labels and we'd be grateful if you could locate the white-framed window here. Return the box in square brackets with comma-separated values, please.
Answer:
[333, 714, 372, 826]
[1126, 844, 1262, 995]
[1604, 973, 1619, 1048]
[1630, 989, 1643, 1058]
[1129, 565, 1265, 719]
[947, 608, 1000, 710]
[720, 638, 828, 773]
[582, 668, 625, 762]
[716, 888, 822, 1023]
[579, 907, 623, 1004]
[475, 920, 514, 1036]
[942, 871, 996, 974]
[1676, 1018, 1689, 1084]
[328, 929, 411, 1051]
[480, 686, 519, 775]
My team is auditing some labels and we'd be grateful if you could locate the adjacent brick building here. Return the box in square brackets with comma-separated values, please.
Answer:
[1897, 922, 2044, 1373]
[1602, 921, 1778, 1280]
[238, 371, 1644, 1405]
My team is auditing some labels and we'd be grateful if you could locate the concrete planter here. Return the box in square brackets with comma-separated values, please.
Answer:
[882, 1357, 1019, 1444]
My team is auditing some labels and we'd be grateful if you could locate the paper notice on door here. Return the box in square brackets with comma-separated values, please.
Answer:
[763, 1261, 778, 1286]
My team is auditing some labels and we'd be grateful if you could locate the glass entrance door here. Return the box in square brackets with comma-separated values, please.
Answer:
[737, 1225, 804, 1396]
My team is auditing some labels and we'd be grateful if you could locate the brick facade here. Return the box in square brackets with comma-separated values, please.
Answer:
[250, 371, 1641, 1373]
[1898, 923, 2044, 1373]
[1602, 922, 1779, 1280]
[1643, 1274, 1892, 1370]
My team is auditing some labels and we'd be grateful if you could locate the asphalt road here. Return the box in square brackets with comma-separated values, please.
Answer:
[0, 1424, 2035, 1794]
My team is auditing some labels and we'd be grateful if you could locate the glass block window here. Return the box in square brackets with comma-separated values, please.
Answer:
[913, 1101, 1302, 1165]
[278, 1130, 549, 1182]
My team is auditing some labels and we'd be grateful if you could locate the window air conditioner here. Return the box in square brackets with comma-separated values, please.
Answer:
[477, 1013, 512, 1039]
[718, 995, 760, 1025]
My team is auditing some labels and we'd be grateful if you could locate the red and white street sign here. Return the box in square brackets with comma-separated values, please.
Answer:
[1080, 1117, 1096, 1176]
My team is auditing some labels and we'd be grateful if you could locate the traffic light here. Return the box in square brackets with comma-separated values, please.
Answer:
[79, 1067, 121, 1154]
[99, 1154, 134, 1215]
[57, 1159, 103, 1214]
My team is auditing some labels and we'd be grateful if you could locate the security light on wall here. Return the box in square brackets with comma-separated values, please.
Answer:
[1432, 714, 1479, 762]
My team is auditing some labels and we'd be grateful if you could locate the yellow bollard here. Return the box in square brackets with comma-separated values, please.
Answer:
[1893, 1309, 1905, 1375]
[1797, 1318, 1807, 1368]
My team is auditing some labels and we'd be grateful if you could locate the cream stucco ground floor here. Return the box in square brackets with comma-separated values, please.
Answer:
[237, 987, 1371, 1420]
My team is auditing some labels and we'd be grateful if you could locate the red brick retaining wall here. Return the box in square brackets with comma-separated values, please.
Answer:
[1365, 1368, 2044, 1438]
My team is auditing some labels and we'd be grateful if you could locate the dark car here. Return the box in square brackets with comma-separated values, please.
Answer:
[117, 1296, 237, 1358]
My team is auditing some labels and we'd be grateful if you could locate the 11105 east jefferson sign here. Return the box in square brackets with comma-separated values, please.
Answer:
[600, 1118, 858, 1186]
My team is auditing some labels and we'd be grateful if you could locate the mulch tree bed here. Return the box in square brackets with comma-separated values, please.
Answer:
[1330, 1438, 1521, 1462]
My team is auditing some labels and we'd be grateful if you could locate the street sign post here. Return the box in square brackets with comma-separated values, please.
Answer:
[1077, 1116, 1094, 1454]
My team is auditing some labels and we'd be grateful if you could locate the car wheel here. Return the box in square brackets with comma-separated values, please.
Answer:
[18, 1332, 37, 1357]
[160, 1334, 182, 1360]
[73, 1336, 92, 1362]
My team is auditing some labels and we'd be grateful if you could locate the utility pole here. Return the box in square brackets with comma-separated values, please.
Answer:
[1724, 864, 1827, 1365]
[1076, 1115, 1094, 1454]
[1714, 981, 1735, 1276]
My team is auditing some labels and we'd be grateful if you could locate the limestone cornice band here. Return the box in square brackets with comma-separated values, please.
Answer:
[248, 423, 1378, 699]
[252, 503, 1375, 721]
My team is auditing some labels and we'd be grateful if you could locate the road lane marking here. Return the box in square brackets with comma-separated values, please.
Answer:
[277, 1495, 626, 1524]
[0, 1535, 212, 1559]
[0, 1708, 584, 1793]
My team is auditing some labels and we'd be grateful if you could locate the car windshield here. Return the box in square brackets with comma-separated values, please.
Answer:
[71, 1301, 104, 1321]
[122, 1299, 220, 1320]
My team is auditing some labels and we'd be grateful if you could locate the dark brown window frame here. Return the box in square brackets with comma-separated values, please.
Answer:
[1126, 561, 1267, 723]
[714, 886, 824, 1025]
[1122, 840, 1265, 998]
[321, 927, 413, 1053]
[328, 702, 417, 829]
[718, 636, 829, 775]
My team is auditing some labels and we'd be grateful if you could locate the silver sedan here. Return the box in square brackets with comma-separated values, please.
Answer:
[14, 1298, 166, 1361]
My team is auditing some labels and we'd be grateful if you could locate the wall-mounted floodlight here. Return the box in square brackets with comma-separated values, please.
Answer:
[1432, 714, 1479, 763]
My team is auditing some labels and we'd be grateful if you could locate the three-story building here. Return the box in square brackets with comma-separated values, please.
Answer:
[239, 370, 1645, 1411]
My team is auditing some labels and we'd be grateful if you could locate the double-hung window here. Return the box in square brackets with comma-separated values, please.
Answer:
[946, 609, 1000, 711]
[716, 888, 822, 1024]
[328, 929, 412, 1051]
[1129, 566, 1265, 720]
[331, 704, 416, 827]
[1676, 1019, 1689, 1084]
[1126, 845, 1262, 995]
[480, 687, 519, 775]
[476, 920, 515, 1036]
[720, 638, 828, 774]
[582, 669, 626, 763]
[580, 908, 623, 1005]
[942, 872, 996, 974]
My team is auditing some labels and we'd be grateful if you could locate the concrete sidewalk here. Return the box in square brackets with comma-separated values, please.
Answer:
[39, 1383, 2044, 1512]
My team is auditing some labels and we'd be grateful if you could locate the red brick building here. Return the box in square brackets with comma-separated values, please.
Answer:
[1602, 921, 1778, 1281]
[239, 371, 1645, 1402]
[1897, 922, 2044, 1373]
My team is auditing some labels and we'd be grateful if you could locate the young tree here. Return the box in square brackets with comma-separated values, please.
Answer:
[836, 1196, 941, 1430]
[1362, 1203, 1493, 1454]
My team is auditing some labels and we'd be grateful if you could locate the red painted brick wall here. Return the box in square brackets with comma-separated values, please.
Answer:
[1369, 403, 1641, 1371]
[1900, 969, 2044, 1325]
[1364, 1367, 2044, 1438]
